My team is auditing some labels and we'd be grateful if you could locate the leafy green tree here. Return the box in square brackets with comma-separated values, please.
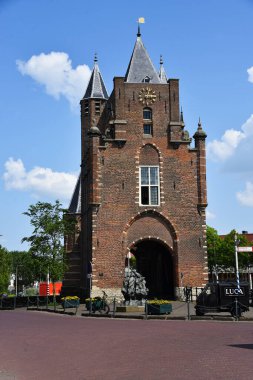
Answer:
[220, 230, 247, 269]
[222, 230, 253, 269]
[207, 226, 253, 272]
[0, 245, 11, 294]
[22, 201, 76, 297]
[206, 226, 223, 272]
[9, 250, 38, 293]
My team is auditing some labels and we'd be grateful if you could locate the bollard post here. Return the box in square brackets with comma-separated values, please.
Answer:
[145, 299, 148, 320]
[184, 286, 191, 320]
[235, 297, 239, 321]
[187, 298, 190, 320]
[89, 298, 92, 315]
[113, 297, 116, 318]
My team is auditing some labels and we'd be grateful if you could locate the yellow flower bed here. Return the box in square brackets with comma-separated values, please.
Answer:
[85, 297, 97, 302]
[147, 300, 171, 305]
[61, 296, 80, 301]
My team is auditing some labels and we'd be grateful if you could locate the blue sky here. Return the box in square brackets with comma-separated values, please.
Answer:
[1, 0, 253, 251]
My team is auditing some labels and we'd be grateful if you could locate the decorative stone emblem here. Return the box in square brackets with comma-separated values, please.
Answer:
[138, 87, 157, 106]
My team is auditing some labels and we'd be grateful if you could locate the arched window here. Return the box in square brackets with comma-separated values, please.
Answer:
[143, 107, 152, 120]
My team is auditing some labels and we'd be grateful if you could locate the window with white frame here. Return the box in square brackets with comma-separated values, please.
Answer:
[139, 166, 159, 205]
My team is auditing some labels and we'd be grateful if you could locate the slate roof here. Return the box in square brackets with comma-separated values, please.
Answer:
[125, 32, 161, 84]
[83, 56, 108, 99]
[68, 174, 81, 214]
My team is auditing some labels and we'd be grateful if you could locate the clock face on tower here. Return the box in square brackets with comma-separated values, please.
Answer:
[138, 87, 157, 106]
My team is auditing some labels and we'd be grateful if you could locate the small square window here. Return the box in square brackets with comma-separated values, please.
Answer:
[84, 100, 89, 114]
[95, 101, 100, 114]
[143, 109, 152, 120]
[143, 76, 151, 83]
[143, 124, 152, 135]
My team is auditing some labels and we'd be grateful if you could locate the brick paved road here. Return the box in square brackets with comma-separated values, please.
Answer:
[0, 310, 252, 380]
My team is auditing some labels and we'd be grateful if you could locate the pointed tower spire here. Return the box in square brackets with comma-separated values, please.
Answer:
[180, 107, 184, 123]
[159, 54, 167, 83]
[125, 31, 161, 83]
[83, 54, 108, 99]
[194, 117, 207, 138]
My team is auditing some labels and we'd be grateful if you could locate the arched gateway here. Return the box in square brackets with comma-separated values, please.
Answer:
[131, 239, 174, 299]
[62, 27, 208, 300]
[125, 210, 177, 299]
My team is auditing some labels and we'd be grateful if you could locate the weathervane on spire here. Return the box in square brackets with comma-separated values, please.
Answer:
[137, 17, 145, 36]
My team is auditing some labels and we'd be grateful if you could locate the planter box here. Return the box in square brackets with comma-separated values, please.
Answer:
[147, 303, 172, 315]
[0, 296, 16, 310]
[85, 298, 102, 311]
[62, 299, 80, 309]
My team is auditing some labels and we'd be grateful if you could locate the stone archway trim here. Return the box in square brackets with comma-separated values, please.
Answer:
[122, 209, 179, 256]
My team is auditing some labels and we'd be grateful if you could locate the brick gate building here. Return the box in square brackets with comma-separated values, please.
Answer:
[62, 28, 208, 300]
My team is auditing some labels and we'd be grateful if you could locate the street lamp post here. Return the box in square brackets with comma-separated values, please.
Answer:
[234, 234, 240, 290]
[15, 266, 18, 296]
[15, 265, 22, 296]
[234, 233, 240, 319]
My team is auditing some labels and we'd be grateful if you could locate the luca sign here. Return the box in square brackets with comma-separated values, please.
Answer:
[224, 287, 245, 296]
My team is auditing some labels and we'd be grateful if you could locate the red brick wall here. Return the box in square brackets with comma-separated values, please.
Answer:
[83, 79, 207, 292]
[64, 76, 207, 298]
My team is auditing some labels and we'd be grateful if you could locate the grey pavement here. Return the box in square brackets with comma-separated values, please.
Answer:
[80, 300, 253, 321]
[35, 300, 253, 321]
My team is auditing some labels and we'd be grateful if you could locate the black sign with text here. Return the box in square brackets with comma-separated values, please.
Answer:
[223, 287, 245, 297]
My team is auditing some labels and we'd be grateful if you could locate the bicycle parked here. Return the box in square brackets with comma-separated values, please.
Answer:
[86, 291, 110, 314]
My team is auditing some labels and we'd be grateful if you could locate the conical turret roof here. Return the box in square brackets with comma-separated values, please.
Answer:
[158, 55, 167, 83]
[68, 174, 81, 214]
[83, 55, 108, 99]
[125, 30, 161, 84]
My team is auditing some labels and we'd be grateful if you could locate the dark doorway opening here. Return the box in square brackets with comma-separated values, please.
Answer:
[133, 240, 174, 299]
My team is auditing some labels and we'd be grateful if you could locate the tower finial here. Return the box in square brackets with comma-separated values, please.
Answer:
[137, 23, 141, 37]
[94, 52, 98, 63]
[137, 17, 145, 37]
[158, 54, 168, 83]
[198, 117, 202, 129]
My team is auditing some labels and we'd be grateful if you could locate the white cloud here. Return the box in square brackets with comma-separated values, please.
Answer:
[16, 52, 91, 109]
[207, 112, 253, 208]
[247, 66, 253, 83]
[207, 114, 253, 163]
[236, 181, 253, 207]
[207, 129, 245, 161]
[3, 158, 77, 200]
[241, 114, 253, 136]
